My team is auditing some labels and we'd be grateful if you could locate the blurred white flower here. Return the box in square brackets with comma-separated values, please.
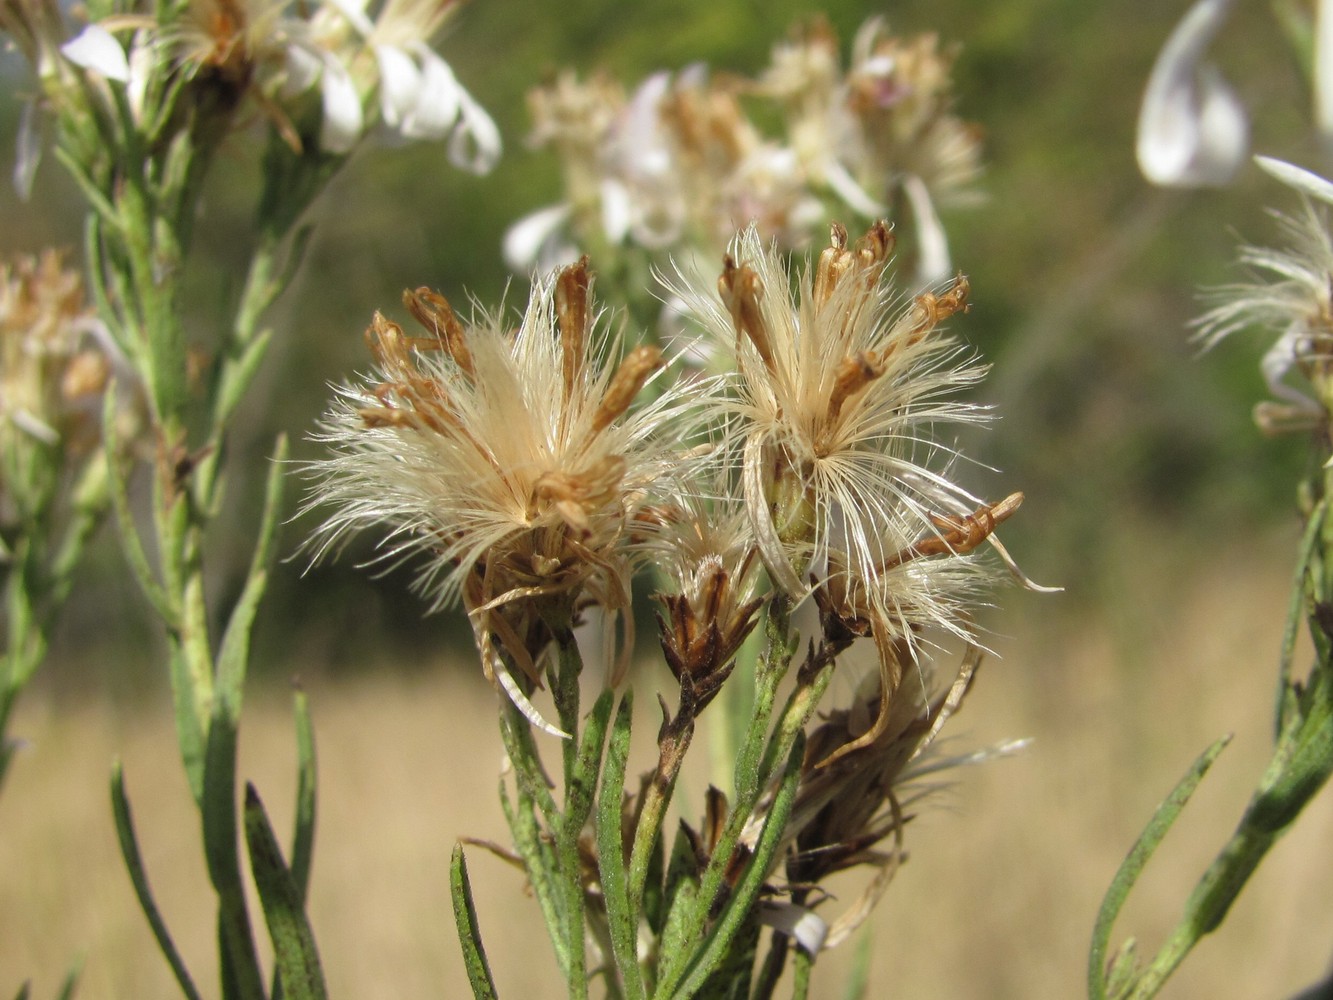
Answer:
[1316, 0, 1333, 141]
[1136, 0, 1248, 187]
[60, 24, 131, 82]
[322, 0, 500, 170]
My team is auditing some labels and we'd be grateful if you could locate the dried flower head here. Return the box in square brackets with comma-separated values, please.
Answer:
[305, 259, 694, 725]
[667, 221, 1024, 759]
[773, 652, 1026, 951]
[667, 222, 989, 599]
[1195, 157, 1333, 433]
[634, 484, 764, 711]
[0, 249, 134, 550]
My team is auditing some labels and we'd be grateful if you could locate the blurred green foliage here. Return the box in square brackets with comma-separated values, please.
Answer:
[0, 0, 1321, 679]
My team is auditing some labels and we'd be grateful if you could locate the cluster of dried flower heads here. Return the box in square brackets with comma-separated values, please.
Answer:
[307, 219, 1026, 962]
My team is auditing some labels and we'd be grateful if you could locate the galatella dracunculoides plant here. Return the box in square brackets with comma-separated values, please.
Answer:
[307, 220, 1031, 997]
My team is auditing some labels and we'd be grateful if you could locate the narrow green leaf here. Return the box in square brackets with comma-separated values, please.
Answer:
[83, 217, 124, 346]
[11, 982, 29, 1000]
[1103, 938, 1139, 1000]
[840, 924, 873, 1000]
[450, 844, 499, 1000]
[110, 761, 203, 1000]
[168, 644, 207, 806]
[290, 688, 318, 903]
[215, 435, 288, 717]
[100, 387, 174, 625]
[1088, 735, 1231, 1000]
[202, 709, 264, 999]
[244, 783, 328, 1000]
[213, 328, 274, 432]
[500, 775, 569, 975]
[568, 688, 614, 830]
[274, 688, 319, 1000]
[1277, 499, 1325, 736]
[52, 147, 120, 227]
[597, 693, 644, 1000]
[54, 958, 82, 1000]
[789, 943, 812, 1000]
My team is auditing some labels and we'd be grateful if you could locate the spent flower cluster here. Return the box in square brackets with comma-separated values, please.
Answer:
[308, 220, 1028, 990]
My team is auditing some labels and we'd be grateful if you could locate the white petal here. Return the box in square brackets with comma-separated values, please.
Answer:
[375, 45, 421, 129]
[319, 60, 363, 154]
[503, 204, 573, 273]
[1261, 325, 1321, 407]
[822, 159, 887, 217]
[13, 98, 41, 201]
[61, 25, 130, 82]
[283, 45, 324, 99]
[448, 87, 501, 174]
[1136, 0, 1247, 187]
[1316, 0, 1333, 139]
[402, 47, 461, 140]
[1255, 156, 1333, 205]
[758, 902, 829, 955]
[902, 174, 951, 286]
[600, 179, 633, 243]
[11, 409, 59, 445]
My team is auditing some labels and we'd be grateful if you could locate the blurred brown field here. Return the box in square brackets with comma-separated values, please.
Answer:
[4, 529, 1333, 999]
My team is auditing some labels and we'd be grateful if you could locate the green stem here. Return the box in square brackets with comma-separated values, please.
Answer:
[555, 636, 588, 1000]
[652, 598, 797, 996]
[627, 717, 693, 915]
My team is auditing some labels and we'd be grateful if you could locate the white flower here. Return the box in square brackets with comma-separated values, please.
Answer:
[1136, 0, 1248, 187]
[322, 0, 500, 170]
[503, 204, 578, 274]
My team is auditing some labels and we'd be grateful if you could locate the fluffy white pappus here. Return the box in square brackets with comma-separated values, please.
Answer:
[302, 269, 703, 615]
[1195, 164, 1333, 416]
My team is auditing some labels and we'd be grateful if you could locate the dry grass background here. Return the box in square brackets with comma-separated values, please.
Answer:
[5, 528, 1333, 999]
